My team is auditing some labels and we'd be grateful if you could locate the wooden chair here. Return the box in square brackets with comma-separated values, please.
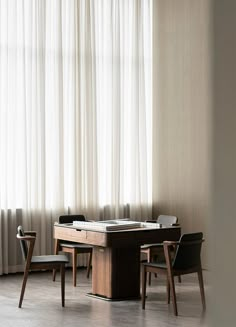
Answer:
[141, 232, 206, 316]
[53, 214, 93, 287]
[16, 225, 68, 308]
[141, 215, 179, 285]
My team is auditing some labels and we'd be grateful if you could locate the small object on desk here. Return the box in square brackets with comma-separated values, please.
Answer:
[141, 222, 163, 228]
[72, 220, 141, 231]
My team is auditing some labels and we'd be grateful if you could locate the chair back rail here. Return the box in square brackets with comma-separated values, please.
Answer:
[157, 215, 178, 226]
[59, 214, 86, 224]
[171, 232, 203, 270]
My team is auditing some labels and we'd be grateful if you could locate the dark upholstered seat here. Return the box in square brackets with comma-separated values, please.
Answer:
[141, 232, 206, 316]
[16, 225, 68, 308]
[53, 214, 93, 287]
[31, 255, 68, 264]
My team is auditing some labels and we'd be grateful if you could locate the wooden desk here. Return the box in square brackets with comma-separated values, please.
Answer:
[54, 223, 181, 300]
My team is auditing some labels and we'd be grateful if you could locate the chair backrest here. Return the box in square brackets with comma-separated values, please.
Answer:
[58, 214, 86, 224]
[157, 215, 178, 226]
[17, 225, 28, 261]
[172, 232, 203, 270]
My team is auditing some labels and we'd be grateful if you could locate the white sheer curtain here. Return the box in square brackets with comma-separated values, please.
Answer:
[0, 0, 152, 274]
[95, 1, 152, 219]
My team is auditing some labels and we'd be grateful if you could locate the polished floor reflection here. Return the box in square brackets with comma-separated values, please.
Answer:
[0, 268, 209, 327]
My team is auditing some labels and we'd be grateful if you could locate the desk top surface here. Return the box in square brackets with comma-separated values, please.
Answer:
[54, 220, 181, 247]
[55, 219, 180, 232]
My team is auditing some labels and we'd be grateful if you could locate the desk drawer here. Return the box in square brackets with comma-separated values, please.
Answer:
[54, 226, 107, 247]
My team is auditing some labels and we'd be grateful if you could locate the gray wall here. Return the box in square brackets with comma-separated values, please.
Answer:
[211, 0, 236, 325]
[152, 0, 212, 266]
[153, 1, 236, 325]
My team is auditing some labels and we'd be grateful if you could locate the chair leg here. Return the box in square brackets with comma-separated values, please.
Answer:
[52, 268, 57, 282]
[178, 275, 181, 283]
[147, 251, 152, 286]
[19, 269, 29, 308]
[168, 273, 178, 316]
[86, 251, 92, 278]
[166, 276, 170, 304]
[60, 264, 65, 307]
[197, 269, 206, 311]
[53, 239, 60, 282]
[142, 265, 147, 309]
[72, 249, 77, 287]
[148, 273, 152, 285]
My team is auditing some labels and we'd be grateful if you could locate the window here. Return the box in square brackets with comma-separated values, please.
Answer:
[0, 0, 152, 219]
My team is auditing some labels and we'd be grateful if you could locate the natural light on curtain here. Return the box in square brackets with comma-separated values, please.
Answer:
[0, 0, 152, 267]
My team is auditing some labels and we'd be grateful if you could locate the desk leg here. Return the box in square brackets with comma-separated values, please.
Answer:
[91, 246, 140, 300]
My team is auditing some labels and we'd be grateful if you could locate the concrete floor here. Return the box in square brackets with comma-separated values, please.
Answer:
[0, 268, 209, 327]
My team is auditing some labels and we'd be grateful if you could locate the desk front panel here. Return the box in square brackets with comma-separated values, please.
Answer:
[54, 224, 108, 247]
[54, 224, 181, 248]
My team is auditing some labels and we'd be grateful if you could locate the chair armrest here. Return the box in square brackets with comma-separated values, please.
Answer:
[24, 231, 37, 237]
[164, 239, 205, 247]
[17, 235, 36, 241]
[163, 241, 180, 253]
[147, 243, 163, 247]
[163, 240, 179, 246]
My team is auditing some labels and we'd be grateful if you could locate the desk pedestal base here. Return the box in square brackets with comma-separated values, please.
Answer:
[92, 246, 141, 300]
[87, 292, 141, 302]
